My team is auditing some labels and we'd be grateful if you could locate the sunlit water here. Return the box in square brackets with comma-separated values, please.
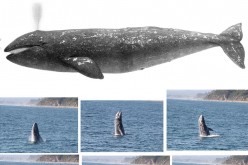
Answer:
[81, 101, 163, 152]
[167, 99, 248, 150]
[0, 105, 78, 153]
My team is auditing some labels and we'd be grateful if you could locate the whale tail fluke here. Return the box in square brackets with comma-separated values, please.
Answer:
[219, 23, 245, 69]
[221, 23, 243, 41]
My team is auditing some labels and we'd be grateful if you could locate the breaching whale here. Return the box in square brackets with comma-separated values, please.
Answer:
[114, 111, 125, 136]
[30, 123, 43, 143]
[4, 23, 244, 79]
[198, 115, 213, 136]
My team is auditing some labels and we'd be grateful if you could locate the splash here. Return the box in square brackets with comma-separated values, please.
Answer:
[28, 136, 46, 143]
[200, 134, 220, 138]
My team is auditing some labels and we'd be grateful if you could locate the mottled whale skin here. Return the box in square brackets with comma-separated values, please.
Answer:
[4, 23, 245, 79]
[198, 115, 213, 136]
[30, 123, 43, 143]
[114, 111, 125, 136]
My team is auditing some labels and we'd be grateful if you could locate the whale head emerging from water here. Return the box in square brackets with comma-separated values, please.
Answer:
[30, 123, 43, 143]
[198, 115, 213, 136]
[114, 111, 125, 136]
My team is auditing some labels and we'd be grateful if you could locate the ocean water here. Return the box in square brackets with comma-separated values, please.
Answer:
[0, 161, 74, 165]
[0, 105, 78, 153]
[167, 99, 248, 150]
[82, 162, 130, 165]
[81, 101, 163, 152]
[173, 163, 212, 165]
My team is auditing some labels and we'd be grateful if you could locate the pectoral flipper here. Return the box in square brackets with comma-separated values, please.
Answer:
[62, 57, 104, 79]
[208, 127, 213, 131]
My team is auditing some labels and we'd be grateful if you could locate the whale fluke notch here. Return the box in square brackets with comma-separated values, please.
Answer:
[114, 111, 125, 136]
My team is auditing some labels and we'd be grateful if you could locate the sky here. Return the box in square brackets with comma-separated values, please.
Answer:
[0, 155, 31, 161]
[82, 156, 133, 162]
[173, 155, 229, 162]
[167, 90, 210, 96]
[0, 0, 248, 100]
[0, 97, 37, 105]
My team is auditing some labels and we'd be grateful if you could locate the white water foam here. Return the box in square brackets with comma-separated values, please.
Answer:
[200, 134, 220, 138]
[28, 135, 46, 143]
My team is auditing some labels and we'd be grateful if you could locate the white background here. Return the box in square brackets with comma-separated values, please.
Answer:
[1, 0, 248, 162]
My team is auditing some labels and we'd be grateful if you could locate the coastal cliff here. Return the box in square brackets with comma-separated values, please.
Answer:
[222, 156, 248, 165]
[37, 155, 79, 163]
[131, 156, 170, 165]
[36, 97, 78, 107]
[204, 90, 248, 102]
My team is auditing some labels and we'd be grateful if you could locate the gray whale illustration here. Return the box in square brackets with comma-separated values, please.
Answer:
[30, 123, 43, 143]
[198, 115, 213, 136]
[4, 23, 244, 79]
[114, 111, 125, 136]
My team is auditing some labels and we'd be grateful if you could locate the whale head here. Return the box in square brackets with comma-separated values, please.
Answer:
[4, 31, 74, 72]
[31, 122, 42, 143]
[198, 115, 205, 124]
[6, 46, 73, 72]
[114, 111, 125, 136]
[115, 111, 122, 121]
[4, 30, 49, 53]
[32, 123, 39, 135]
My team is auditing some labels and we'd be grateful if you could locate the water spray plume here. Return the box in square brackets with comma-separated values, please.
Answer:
[32, 3, 42, 30]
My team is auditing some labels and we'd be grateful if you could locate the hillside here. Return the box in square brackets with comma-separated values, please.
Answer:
[37, 155, 79, 163]
[204, 90, 248, 101]
[131, 156, 170, 165]
[222, 156, 248, 165]
[36, 98, 78, 107]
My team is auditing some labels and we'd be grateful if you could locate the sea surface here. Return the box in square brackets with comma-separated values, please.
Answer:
[0, 105, 78, 153]
[81, 101, 163, 152]
[0, 161, 74, 165]
[173, 162, 213, 165]
[82, 162, 130, 165]
[167, 99, 248, 150]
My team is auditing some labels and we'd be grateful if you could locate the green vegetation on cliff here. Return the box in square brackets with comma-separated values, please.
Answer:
[36, 97, 78, 107]
[222, 156, 248, 165]
[37, 155, 79, 163]
[204, 90, 248, 101]
[131, 156, 170, 165]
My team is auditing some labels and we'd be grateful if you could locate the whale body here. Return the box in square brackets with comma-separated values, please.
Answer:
[30, 123, 43, 143]
[198, 115, 213, 136]
[4, 23, 245, 79]
[114, 111, 125, 136]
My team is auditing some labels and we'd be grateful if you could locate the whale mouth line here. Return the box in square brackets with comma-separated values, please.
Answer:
[5, 42, 47, 54]
[9, 47, 30, 54]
